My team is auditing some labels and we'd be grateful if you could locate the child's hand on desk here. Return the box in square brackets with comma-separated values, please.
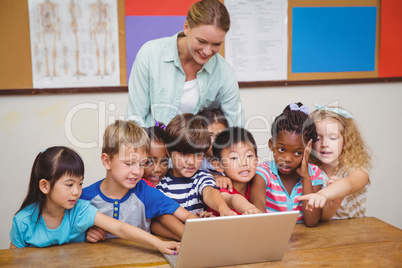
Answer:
[219, 207, 238, 216]
[157, 240, 180, 255]
[298, 193, 327, 211]
[243, 206, 263, 215]
[86, 226, 106, 243]
[196, 211, 215, 218]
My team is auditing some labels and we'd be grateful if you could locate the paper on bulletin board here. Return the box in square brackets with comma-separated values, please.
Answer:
[378, 0, 402, 78]
[224, 0, 288, 82]
[28, 0, 120, 89]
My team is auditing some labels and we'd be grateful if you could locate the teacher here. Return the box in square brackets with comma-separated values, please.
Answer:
[126, 0, 244, 127]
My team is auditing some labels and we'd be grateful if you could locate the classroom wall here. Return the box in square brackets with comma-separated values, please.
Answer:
[1, 82, 401, 249]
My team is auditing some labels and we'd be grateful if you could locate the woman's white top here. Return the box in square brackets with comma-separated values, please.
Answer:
[178, 79, 199, 114]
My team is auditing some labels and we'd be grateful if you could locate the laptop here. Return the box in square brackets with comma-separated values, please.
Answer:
[163, 211, 299, 268]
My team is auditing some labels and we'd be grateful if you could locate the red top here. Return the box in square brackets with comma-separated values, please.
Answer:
[207, 183, 251, 216]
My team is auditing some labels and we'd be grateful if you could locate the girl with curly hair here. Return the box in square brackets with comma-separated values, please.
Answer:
[299, 103, 371, 220]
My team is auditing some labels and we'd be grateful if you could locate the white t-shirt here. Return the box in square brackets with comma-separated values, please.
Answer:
[178, 79, 199, 114]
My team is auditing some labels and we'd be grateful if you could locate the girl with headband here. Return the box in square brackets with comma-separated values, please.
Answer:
[299, 103, 371, 220]
[250, 102, 325, 227]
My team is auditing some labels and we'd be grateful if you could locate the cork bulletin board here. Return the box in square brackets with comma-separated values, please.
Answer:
[288, 0, 380, 81]
[0, 0, 401, 95]
[0, 0, 127, 93]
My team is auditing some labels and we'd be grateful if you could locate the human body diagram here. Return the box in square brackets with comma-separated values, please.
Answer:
[90, 0, 113, 77]
[29, 0, 119, 87]
[37, 0, 60, 78]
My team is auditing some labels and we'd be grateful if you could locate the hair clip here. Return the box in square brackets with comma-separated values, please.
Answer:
[154, 120, 166, 130]
[289, 103, 309, 115]
[41, 148, 47, 153]
[313, 103, 354, 119]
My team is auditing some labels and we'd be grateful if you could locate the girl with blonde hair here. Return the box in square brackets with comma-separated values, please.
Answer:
[299, 103, 371, 220]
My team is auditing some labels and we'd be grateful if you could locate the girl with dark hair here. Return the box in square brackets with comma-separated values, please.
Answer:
[250, 103, 326, 227]
[142, 121, 169, 187]
[196, 109, 229, 170]
[9, 146, 179, 254]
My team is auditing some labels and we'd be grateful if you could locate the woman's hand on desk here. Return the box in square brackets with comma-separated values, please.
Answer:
[86, 226, 106, 243]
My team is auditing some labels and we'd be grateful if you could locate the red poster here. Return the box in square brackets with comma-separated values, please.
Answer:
[379, 0, 402, 77]
[125, 0, 197, 16]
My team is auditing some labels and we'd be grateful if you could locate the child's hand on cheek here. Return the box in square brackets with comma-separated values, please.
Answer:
[296, 139, 312, 180]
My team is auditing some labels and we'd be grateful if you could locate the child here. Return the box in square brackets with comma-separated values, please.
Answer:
[142, 121, 189, 239]
[298, 103, 371, 220]
[208, 127, 262, 215]
[142, 121, 169, 187]
[156, 113, 237, 217]
[9, 146, 179, 254]
[81, 120, 197, 242]
[196, 108, 234, 191]
[249, 103, 325, 227]
[196, 109, 229, 172]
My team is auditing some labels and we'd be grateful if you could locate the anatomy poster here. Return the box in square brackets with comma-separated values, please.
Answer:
[28, 0, 120, 88]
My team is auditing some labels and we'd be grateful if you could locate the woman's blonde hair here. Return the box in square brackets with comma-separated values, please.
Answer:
[310, 108, 371, 174]
[187, 0, 230, 32]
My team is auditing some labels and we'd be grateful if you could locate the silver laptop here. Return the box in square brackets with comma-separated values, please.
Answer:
[163, 211, 299, 268]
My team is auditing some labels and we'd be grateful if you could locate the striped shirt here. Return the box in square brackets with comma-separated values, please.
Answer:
[326, 170, 370, 219]
[256, 161, 325, 223]
[156, 169, 217, 214]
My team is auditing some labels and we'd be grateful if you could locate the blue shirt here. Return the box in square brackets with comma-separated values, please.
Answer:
[80, 179, 180, 238]
[10, 200, 98, 248]
[156, 169, 216, 214]
[126, 32, 245, 127]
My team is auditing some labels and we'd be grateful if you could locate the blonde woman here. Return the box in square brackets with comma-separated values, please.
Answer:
[126, 0, 244, 128]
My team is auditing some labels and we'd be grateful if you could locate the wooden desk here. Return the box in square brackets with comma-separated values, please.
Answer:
[0, 217, 400, 267]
